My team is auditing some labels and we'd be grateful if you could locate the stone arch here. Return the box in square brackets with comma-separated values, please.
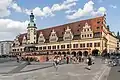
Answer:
[67, 52, 70, 55]
[77, 51, 82, 56]
[71, 51, 76, 57]
[92, 49, 99, 56]
[58, 52, 62, 55]
[83, 51, 88, 57]
[62, 52, 66, 57]
[54, 52, 57, 55]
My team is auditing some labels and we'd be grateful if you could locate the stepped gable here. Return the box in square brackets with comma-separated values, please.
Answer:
[18, 16, 104, 44]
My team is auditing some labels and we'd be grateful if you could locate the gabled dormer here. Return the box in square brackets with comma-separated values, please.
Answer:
[22, 35, 27, 45]
[81, 22, 93, 39]
[63, 26, 73, 41]
[38, 32, 45, 44]
[49, 29, 58, 42]
[14, 36, 20, 47]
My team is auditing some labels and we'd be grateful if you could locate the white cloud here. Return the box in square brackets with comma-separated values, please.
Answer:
[0, 19, 28, 40]
[11, 2, 22, 12]
[51, 2, 77, 11]
[110, 5, 117, 9]
[24, 0, 78, 17]
[0, 0, 13, 17]
[63, 0, 78, 4]
[66, 1, 106, 20]
[65, 9, 76, 14]
[0, 0, 78, 18]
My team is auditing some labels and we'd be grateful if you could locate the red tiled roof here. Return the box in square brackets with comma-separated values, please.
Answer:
[18, 16, 105, 43]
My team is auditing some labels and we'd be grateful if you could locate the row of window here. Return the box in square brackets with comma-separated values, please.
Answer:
[38, 43, 100, 50]
[12, 42, 100, 52]
[82, 34, 92, 38]
[83, 28, 90, 32]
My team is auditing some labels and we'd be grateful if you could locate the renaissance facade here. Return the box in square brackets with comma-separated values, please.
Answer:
[10, 12, 118, 57]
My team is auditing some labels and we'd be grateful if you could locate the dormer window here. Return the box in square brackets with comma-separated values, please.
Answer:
[63, 26, 73, 41]
[87, 29, 89, 31]
[38, 32, 45, 44]
[81, 22, 93, 39]
[49, 29, 58, 42]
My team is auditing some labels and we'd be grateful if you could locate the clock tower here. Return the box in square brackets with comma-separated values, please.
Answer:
[27, 12, 37, 44]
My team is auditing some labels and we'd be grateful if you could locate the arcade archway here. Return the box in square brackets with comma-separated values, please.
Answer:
[72, 51, 76, 57]
[77, 51, 82, 56]
[67, 52, 70, 55]
[62, 52, 66, 57]
[54, 52, 57, 55]
[92, 49, 99, 56]
[58, 52, 62, 55]
[83, 51, 88, 57]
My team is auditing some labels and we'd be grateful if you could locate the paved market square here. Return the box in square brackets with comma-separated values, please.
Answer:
[0, 58, 111, 80]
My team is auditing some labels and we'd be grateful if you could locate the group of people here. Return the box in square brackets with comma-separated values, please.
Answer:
[52, 55, 95, 71]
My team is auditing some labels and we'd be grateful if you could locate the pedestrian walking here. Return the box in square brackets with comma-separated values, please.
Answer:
[66, 56, 69, 64]
[86, 55, 92, 70]
[16, 55, 19, 63]
[53, 57, 59, 72]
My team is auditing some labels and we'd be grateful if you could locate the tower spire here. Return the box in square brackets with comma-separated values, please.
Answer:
[28, 11, 36, 28]
[30, 11, 34, 22]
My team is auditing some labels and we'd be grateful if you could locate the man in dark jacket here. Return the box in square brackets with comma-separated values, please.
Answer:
[87, 56, 92, 70]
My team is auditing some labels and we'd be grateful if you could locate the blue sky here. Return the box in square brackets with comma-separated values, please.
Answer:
[0, 0, 119, 40]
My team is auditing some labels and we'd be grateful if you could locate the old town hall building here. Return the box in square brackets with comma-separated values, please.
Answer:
[10, 12, 118, 57]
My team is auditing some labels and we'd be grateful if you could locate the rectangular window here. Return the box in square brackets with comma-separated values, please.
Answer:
[87, 43, 89, 47]
[73, 44, 78, 48]
[52, 46, 56, 49]
[87, 29, 89, 31]
[94, 42, 100, 47]
[87, 34, 89, 37]
[61, 45, 65, 49]
[90, 34, 92, 37]
[48, 46, 51, 49]
[94, 43, 97, 47]
[76, 44, 78, 48]
[98, 42, 100, 47]
[43, 46, 46, 50]
[57, 45, 59, 49]
[73, 44, 76, 48]
[67, 44, 70, 48]
[90, 43, 92, 47]
[80, 44, 82, 47]
[83, 43, 85, 47]
[39, 47, 42, 50]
